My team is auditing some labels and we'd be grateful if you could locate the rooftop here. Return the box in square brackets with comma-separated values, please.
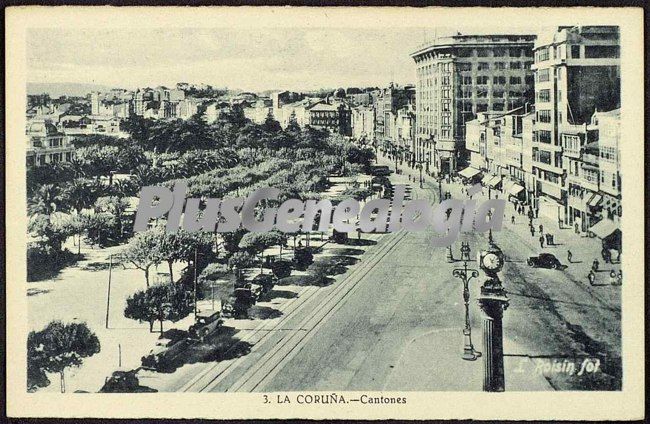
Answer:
[412, 33, 536, 58]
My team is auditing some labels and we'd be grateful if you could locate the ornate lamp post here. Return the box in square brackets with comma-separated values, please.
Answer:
[452, 242, 481, 361]
[477, 236, 509, 392]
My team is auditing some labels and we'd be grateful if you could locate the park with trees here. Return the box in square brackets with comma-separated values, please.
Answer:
[26, 104, 376, 391]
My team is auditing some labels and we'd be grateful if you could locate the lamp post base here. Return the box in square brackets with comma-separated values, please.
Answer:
[462, 328, 481, 361]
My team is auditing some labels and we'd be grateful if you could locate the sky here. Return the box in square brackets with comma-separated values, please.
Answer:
[27, 26, 548, 92]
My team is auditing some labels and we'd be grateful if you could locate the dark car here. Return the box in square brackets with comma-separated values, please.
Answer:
[527, 253, 563, 269]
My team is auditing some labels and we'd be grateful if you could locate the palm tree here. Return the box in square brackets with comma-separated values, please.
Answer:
[60, 178, 95, 215]
[28, 184, 59, 217]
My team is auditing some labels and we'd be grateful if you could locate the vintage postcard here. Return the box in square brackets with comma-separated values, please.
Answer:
[4, 6, 645, 420]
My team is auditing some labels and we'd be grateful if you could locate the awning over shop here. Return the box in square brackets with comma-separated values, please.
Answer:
[587, 193, 603, 208]
[508, 183, 525, 197]
[458, 167, 481, 180]
[487, 176, 502, 188]
[588, 219, 619, 239]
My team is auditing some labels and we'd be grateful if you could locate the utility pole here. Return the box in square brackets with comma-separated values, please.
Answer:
[194, 248, 198, 319]
[105, 254, 113, 329]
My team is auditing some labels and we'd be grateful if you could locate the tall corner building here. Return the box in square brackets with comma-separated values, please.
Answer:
[411, 34, 536, 176]
[531, 25, 620, 223]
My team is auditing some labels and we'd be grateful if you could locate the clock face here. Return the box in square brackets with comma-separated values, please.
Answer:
[482, 252, 502, 271]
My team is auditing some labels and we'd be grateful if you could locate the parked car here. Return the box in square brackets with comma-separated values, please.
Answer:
[188, 308, 223, 342]
[141, 337, 190, 370]
[293, 247, 314, 269]
[527, 253, 563, 269]
[100, 370, 140, 392]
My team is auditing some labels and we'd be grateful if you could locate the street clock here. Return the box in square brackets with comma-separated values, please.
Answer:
[477, 243, 504, 275]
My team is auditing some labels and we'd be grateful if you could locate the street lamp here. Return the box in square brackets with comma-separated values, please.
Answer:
[452, 241, 481, 361]
[477, 236, 509, 392]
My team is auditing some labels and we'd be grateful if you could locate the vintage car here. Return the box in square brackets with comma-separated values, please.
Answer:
[99, 369, 157, 392]
[188, 307, 224, 342]
[222, 285, 258, 319]
[140, 337, 190, 370]
[527, 253, 563, 269]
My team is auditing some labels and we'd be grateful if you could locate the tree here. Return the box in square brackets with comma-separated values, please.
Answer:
[27, 321, 100, 392]
[124, 283, 193, 333]
[59, 178, 99, 215]
[263, 110, 282, 133]
[158, 230, 213, 284]
[28, 184, 60, 216]
[28, 215, 71, 253]
[286, 111, 301, 133]
[122, 228, 165, 287]
[95, 196, 131, 240]
[227, 251, 256, 280]
[238, 231, 287, 274]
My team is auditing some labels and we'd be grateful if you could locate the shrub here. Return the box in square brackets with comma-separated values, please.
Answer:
[270, 260, 293, 279]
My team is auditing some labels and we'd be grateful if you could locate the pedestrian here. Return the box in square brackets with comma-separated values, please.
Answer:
[601, 248, 611, 264]
[511, 215, 515, 225]
[545, 233, 551, 246]
[592, 259, 599, 272]
[539, 235, 545, 248]
[588, 271, 596, 286]
[539, 224, 544, 234]
[567, 250, 573, 263]
[574, 222, 580, 234]
[530, 225, 535, 237]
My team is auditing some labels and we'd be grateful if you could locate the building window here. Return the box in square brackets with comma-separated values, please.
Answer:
[493, 90, 505, 98]
[462, 76, 472, 85]
[457, 62, 472, 71]
[571, 45, 580, 58]
[476, 76, 489, 85]
[478, 62, 490, 71]
[477, 49, 489, 57]
[537, 110, 551, 123]
[536, 47, 549, 62]
[492, 103, 504, 111]
[476, 103, 488, 112]
[585, 45, 620, 58]
[510, 61, 521, 69]
[537, 130, 552, 143]
[509, 76, 522, 85]
[538, 69, 550, 82]
[442, 76, 450, 85]
[457, 49, 472, 58]
[476, 88, 488, 98]
[509, 90, 521, 97]
[538, 150, 552, 164]
[495, 62, 506, 70]
[494, 48, 507, 56]
[537, 89, 550, 102]
[493, 76, 506, 85]
[525, 75, 534, 85]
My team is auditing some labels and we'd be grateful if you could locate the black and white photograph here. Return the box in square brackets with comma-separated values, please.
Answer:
[5, 6, 645, 421]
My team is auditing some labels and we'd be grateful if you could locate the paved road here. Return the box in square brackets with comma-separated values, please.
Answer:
[144, 157, 620, 392]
